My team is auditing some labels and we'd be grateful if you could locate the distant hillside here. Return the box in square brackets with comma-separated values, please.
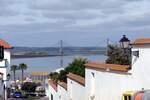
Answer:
[10, 47, 106, 58]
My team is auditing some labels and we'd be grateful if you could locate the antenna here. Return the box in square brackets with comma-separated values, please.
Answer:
[60, 40, 63, 67]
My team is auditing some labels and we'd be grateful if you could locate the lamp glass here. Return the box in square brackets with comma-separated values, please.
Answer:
[119, 35, 130, 49]
[122, 41, 130, 49]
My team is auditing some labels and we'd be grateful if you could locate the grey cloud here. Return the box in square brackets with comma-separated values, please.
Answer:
[0, 0, 150, 46]
[0, 0, 20, 16]
[27, 0, 126, 12]
[42, 10, 104, 20]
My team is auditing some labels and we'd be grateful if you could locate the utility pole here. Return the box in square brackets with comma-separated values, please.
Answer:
[60, 40, 63, 67]
[106, 38, 109, 56]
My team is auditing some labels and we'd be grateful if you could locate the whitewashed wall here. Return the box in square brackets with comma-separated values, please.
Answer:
[130, 44, 150, 90]
[57, 85, 69, 100]
[85, 68, 136, 100]
[85, 44, 150, 100]
[45, 80, 50, 97]
[0, 50, 11, 82]
[45, 44, 150, 100]
[48, 84, 59, 100]
[0, 50, 11, 96]
[67, 78, 85, 100]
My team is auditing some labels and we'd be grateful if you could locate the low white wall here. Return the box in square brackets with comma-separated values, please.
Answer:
[45, 80, 50, 97]
[131, 45, 150, 90]
[85, 68, 134, 100]
[57, 85, 69, 100]
[67, 78, 85, 100]
[48, 84, 59, 100]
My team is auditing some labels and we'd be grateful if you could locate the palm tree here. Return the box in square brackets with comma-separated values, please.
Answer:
[19, 63, 27, 83]
[11, 65, 18, 82]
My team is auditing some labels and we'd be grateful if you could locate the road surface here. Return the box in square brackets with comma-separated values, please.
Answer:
[7, 97, 49, 100]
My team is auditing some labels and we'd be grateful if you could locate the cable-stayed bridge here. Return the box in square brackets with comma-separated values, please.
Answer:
[11, 38, 116, 60]
[48, 40, 107, 56]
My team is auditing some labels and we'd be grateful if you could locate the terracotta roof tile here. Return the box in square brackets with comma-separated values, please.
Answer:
[131, 38, 150, 45]
[31, 72, 49, 76]
[0, 39, 12, 49]
[67, 73, 85, 86]
[58, 82, 67, 90]
[85, 62, 130, 72]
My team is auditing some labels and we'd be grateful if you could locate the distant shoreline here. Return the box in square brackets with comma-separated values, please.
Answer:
[11, 53, 106, 59]
[11, 55, 52, 59]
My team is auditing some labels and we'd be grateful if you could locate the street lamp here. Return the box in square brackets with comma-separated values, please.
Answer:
[119, 35, 130, 49]
[119, 35, 131, 66]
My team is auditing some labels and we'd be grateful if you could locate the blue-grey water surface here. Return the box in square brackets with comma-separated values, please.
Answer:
[10, 54, 106, 79]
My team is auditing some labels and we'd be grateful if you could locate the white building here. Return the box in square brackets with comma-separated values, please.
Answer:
[0, 39, 12, 99]
[84, 62, 132, 100]
[84, 38, 150, 100]
[46, 38, 150, 100]
[46, 80, 59, 100]
[67, 73, 85, 100]
[45, 73, 85, 100]
[57, 82, 68, 100]
[31, 72, 49, 82]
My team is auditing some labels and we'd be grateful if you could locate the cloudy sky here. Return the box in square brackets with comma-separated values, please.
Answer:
[0, 0, 150, 47]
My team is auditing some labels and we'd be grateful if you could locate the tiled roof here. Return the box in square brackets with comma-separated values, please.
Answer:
[31, 72, 49, 76]
[85, 62, 130, 72]
[48, 80, 57, 92]
[131, 38, 150, 45]
[67, 73, 85, 86]
[0, 39, 12, 49]
[58, 82, 67, 90]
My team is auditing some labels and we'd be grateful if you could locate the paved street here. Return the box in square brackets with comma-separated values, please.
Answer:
[7, 97, 49, 100]
[7, 98, 27, 100]
[37, 97, 49, 100]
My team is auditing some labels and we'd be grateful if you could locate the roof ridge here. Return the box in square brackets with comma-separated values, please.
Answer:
[67, 73, 85, 86]
[0, 39, 12, 49]
[85, 62, 130, 72]
[131, 38, 150, 45]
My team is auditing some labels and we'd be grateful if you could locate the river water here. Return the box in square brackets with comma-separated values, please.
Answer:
[10, 54, 107, 79]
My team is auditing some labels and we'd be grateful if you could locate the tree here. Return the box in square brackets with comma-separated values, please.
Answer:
[19, 63, 27, 83]
[11, 65, 18, 82]
[49, 57, 88, 83]
[58, 70, 67, 82]
[49, 72, 59, 83]
[65, 57, 88, 77]
[106, 44, 131, 65]
[21, 82, 37, 93]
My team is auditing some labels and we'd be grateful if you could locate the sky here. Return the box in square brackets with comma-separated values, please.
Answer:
[0, 0, 150, 47]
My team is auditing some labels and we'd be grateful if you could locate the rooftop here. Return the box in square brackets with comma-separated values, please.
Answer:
[67, 73, 85, 86]
[131, 38, 150, 45]
[58, 82, 67, 90]
[85, 62, 130, 72]
[48, 79, 57, 91]
[31, 72, 49, 76]
[0, 39, 12, 49]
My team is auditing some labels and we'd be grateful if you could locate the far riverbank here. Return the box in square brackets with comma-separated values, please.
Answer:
[10, 54, 107, 79]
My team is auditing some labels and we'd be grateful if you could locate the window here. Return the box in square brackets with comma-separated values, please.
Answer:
[91, 72, 95, 77]
[51, 94, 53, 100]
[132, 51, 139, 57]
[124, 95, 131, 100]
[0, 46, 4, 60]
